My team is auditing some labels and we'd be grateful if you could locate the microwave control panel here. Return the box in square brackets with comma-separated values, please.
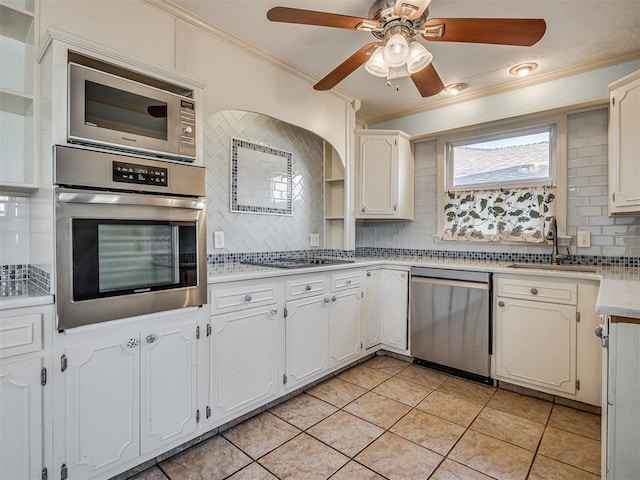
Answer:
[113, 161, 168, 187]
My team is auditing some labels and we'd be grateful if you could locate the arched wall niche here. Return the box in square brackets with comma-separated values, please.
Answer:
[204, 109, 344, 256]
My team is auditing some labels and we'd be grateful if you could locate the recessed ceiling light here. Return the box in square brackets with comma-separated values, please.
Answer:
[509, 62, 538, 77]
[444, 83, 467, 95]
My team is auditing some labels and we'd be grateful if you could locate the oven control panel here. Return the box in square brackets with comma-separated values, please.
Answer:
[113, 161, 168, 186]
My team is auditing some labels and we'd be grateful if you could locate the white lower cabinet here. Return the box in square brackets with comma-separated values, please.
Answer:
[605, 317, 640, 479]
[0, 304, 53, 480]
[0, 356, 44, 480]
[284, 271, 363, 390]
[380, 270, 409, 351]
[364, 269, 409, 353]
[494, 275, 601, 405]
[64, 334, 141, 479]
[284, 295, 330, 390]
[56, 313, 199, 479]
[209, 305, 279, 424]
[140, 322, 198, 454]
[495, 298, 577, 394]
[328, 289, 362, 368]
[363, 270, 382, 349]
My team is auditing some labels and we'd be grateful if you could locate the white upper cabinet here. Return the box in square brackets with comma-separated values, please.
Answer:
[608, 69, 640, 215]
[0, 0, 37, 191]
[356, 130, 414, 220]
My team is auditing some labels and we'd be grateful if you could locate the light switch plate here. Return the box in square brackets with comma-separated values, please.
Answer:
[214, 231, 225, 249]
[309, 233, 320, 247]
[577, 231, 591, 248]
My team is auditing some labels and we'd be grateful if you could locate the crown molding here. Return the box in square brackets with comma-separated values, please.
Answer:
[143, 0, 358, 107]
[366, 50, 640, 126]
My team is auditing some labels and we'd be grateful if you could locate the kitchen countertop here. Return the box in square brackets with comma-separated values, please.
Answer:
[208, 257, 640, 319]
[4, 257, 636, 317]
[0, 283, 54, 311]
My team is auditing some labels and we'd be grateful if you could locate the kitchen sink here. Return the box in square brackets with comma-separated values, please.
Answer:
[508, 263, 598, 273]
[243, 258, 355, 269]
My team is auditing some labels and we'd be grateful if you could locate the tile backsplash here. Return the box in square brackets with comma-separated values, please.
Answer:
[204, 110, 324, 254]
[356, 108, 640, 258]
[0, 195, 30, 265]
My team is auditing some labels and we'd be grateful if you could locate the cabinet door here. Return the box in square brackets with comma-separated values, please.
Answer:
[607, 321, 640, 480]
[358, 135, 397, 216]
[65, 335, 140, 479]
[285, 296, 329, 389]
[495, 297, 577, 394]
[140, 320, 198, 454]
[0, 357, 43, 480]
[609, 73, 640, 214]
[329, 289, 362, 367]
[210, 305, 279, 422]
[381, 270, 409, 351]
[363, 270, 381, 349]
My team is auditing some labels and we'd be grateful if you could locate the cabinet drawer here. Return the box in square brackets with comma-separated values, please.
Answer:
[210, 282, 278, 315]
[496, 277, 577, 305]
[0, 313, 43, 358]
[331, 271, 362, 291]
[285, 276, 327, 300]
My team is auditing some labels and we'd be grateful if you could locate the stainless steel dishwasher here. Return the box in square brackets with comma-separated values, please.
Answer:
[410, 267, 492, 384]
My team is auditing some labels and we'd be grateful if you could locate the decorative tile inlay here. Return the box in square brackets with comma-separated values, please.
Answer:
[231, 138, 293, 215]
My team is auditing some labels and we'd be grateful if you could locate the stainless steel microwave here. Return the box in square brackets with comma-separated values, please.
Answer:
[68, 63, 196, 162]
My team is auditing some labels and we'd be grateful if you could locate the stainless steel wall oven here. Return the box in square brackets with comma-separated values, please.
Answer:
[54, 145, 207, 330]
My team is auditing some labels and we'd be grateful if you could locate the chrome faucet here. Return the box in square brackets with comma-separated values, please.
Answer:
[548, 216, 569, 265]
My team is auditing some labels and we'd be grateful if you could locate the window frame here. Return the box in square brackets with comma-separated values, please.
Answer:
[436, 114, 567, 241]
[446, 124, 556, 191]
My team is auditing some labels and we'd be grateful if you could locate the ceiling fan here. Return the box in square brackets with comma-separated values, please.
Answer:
[267, 0, 546, 97]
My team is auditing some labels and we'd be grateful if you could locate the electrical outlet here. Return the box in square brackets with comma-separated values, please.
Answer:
[577, 231, 591, 248]
[214, 231, 225, 249]
[309, 233, 320, 247]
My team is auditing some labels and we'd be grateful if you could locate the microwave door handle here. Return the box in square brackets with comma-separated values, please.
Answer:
[58, 192, 205, 210]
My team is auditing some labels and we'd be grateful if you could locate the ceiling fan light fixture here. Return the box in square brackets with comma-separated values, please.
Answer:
[509, 62, 538, 77]
[406, 41, 432, 74]
[444, 82, 467, 95]
[383, 32, 410, 67]
[364, 46, 389, 77]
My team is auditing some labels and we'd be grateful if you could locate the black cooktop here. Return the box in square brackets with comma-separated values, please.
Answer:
[243, 258, 355, 269]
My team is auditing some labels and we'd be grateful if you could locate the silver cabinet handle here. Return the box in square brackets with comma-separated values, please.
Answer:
[394, 204, 398, 211]
[126, 338, 139, 348]
[361, 207, 366, 213]
[271, 308, 278, 315]
[498, 301, 505, 307]
[244, 294, 252, 302]
[366, 272, 371, 277]
[146, 334, 156, 344]
[324, 297, 331, 304]
[346, 280, 352, 285]
[332, 296, 337, 302]
[305, 285, 312, 291]
[530, 288, 538, 295]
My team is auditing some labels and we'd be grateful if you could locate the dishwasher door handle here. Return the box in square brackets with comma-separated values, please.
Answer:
[411, 276, 489, 290]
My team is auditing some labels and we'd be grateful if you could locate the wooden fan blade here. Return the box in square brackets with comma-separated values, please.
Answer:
[267, 6, 380, 30]
[394, 0, 431, 20]
[423, 18, 546, 46]
[314, 43, 380, 91]
[411, 63, 445, 97]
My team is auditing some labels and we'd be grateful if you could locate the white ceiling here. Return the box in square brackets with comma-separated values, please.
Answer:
[171, 0, 640, 123]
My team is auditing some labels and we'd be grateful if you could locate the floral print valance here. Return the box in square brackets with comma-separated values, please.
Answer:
[441, 186, 555, 243]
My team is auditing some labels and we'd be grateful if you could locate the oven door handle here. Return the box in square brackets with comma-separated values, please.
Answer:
[57, 192, 205, 210]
